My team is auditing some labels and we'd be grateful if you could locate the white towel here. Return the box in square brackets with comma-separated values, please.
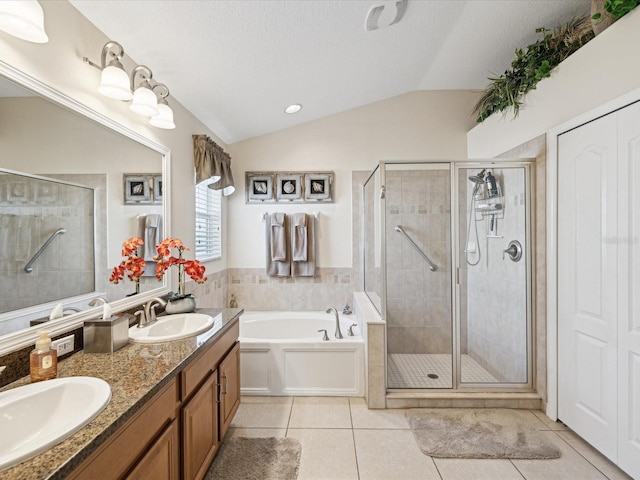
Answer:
[292, 214, 315, 277]
[292, 213, 308, 261]
[270, 212, 287, 261]
[266, 213, 290, 277]
[138, 214, 163, 277]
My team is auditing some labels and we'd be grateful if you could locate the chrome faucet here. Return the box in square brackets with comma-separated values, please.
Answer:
[326, 307, 343, 339]
[63, 307, 81, 314]
[136, 298, 167, 328]
[88, 297, 107, 307]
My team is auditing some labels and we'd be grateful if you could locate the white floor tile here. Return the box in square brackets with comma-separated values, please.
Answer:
[556, 431, 634, 480]
[354, 429, 441, 480]
[434, 458, 524, 480]
[289, 396, 352, 429]
[231, 402, 292, 428]
[226, 427, 287, 439]
[287, 428, 358, 480]
[350, 397, 410, 429]
[511, 431, 608, 480]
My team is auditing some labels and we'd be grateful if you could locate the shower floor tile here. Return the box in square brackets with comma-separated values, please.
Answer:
[387, 353, 498, 388]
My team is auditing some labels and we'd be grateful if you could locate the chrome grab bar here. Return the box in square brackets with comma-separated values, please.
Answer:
[394, 225, 437, 272]
[24, 228, 66, 273]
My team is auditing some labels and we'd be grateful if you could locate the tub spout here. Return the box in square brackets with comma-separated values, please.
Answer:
[326, 307, 343, 339]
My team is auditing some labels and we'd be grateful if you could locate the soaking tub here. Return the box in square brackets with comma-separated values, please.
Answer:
[239, 311, 365, 396]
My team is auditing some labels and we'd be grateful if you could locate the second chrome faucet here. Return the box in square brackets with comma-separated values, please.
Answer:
[326, 306, 343, 339]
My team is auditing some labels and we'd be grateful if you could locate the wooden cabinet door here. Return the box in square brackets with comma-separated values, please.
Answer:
[182, 371, 219, 480]
[126, 420, 179, 480]
[219, 342, 241, 440]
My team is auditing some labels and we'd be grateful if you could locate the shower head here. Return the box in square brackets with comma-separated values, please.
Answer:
[468, 169, 486, 185]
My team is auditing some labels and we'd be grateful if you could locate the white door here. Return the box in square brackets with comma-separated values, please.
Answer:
[558, 112, 619, 461]
[617, 102, 640, 479]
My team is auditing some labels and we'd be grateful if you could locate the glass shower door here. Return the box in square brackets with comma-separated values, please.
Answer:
[384, 163, 453, 389]
[456, 165, 530, 385]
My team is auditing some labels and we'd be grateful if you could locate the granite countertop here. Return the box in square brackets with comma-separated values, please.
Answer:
[0, 307, 243, 480]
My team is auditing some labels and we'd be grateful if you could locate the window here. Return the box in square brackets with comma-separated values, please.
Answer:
[195, 179, 222, 261]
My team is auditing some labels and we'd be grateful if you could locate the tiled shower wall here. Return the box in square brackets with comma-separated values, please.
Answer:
[384, 169, 452, 354]
[460, 167, 528, 382]
[0, 174, 96, 314]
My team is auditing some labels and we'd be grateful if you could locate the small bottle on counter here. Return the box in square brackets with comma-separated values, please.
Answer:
[30, 331, 57, 382]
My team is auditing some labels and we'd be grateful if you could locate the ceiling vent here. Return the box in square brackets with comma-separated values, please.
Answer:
[365, 0, 408, 31]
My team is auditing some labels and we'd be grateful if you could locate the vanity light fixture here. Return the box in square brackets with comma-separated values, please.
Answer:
[84, 40, 175, 128]
[150, 85, 176, 130]
[0, 0, 48, 43]
[129, 65, 158, 117]
[284, 104, 302, 114]
[83, 41, 133, 101]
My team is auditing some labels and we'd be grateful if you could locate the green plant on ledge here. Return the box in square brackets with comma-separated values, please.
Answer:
[593, 0, 639, 20]
[473, 15, 594, 123]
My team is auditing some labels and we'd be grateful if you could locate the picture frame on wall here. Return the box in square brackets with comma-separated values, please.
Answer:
[124, 175, 152, 204]
[304, 173, 333, 201]
[153, 175, 163, 204]
[246, 173, 274, 202]
[276, 173, 302, 201]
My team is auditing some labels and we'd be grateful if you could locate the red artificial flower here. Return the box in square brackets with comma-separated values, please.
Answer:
[154, 237, 207, 284]
[110, 237, 146, 284]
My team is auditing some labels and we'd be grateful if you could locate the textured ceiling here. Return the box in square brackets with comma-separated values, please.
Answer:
[69, 0, 590, 144]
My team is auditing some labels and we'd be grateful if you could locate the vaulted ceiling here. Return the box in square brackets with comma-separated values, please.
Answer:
[70, 0, 591, 144]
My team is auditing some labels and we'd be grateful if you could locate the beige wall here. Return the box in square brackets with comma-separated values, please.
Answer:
[228, 90, 480, 270]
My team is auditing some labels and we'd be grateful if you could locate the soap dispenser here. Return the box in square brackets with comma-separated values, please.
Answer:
[30, 331, 57, 382]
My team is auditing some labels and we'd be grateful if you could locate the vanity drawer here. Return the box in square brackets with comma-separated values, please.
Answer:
[180, 322, 239, 401]
[69, 377, 179, 480]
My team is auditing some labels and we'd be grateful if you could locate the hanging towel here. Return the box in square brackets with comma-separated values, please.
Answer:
[138, 214, 163, 277]
[292, 213, 308, 261]
[292, 214, 315, 277]
[266, 213, 290, 277]
[270, 212, 287, 261]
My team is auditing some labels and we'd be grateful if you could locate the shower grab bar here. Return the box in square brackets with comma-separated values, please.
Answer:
[24, 228, 66, 273]
[394, 225, 437, 272]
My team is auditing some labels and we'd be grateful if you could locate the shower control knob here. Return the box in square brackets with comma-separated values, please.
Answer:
[503, 240, 523, 262]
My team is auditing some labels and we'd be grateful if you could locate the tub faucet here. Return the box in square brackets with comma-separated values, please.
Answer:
[326, 307, 343, 339]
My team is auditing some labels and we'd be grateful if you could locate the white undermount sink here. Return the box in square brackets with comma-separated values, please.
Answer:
[0, 376, 111, 471]
[128, 313, 215, 343]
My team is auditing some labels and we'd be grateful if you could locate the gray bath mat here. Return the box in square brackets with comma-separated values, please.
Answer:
[407, 408, 562, 459]
[206, 437, 301, 480]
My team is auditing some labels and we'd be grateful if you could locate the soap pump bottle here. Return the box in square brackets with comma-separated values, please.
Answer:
[30, 331, 57, 382]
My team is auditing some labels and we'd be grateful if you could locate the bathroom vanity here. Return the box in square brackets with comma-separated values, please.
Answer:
[0, 308, 242, 480]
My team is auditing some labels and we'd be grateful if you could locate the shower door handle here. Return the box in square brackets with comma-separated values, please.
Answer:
[503, 240, 522, 262]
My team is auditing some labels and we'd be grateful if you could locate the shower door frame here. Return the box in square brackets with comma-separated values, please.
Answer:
[375, 159, 535, 392]
[451, 161, 534, 391]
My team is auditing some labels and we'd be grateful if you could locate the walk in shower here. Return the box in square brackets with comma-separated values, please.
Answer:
[363, 161, 532, 390]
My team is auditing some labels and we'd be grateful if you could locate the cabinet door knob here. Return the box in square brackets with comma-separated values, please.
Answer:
[221, 374, 228, 395]
[215, 382, 221, 403]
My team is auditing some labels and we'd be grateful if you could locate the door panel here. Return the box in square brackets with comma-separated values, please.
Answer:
[558, 112, 618, 460]
[617, 101, 640, 478]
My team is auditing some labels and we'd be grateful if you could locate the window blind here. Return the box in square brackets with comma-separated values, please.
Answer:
[195, 180, 222, 261]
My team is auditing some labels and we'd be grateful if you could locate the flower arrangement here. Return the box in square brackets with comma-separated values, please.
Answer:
[109, 237, 146, 294]
[154, 237, 207, 297]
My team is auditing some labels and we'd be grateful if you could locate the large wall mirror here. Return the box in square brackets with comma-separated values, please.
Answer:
[0, 61, 171, 355]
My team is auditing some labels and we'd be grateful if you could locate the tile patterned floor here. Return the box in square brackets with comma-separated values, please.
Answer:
[228, 396, 633, 480]
[387, 354, 498, 388]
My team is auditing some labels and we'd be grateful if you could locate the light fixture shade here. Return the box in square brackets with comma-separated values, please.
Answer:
[130, 86, 158, 116]
[0, 1, 48, 43]
[98, 64, 133, 100]
[150, 102, 176, 129]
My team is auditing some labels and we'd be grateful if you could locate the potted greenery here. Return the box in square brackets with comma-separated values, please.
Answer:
[473, 15, 594, 123]
[591, 0, 639, 35]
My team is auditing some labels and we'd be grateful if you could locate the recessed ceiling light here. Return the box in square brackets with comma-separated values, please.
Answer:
[284, 104, 302, 114]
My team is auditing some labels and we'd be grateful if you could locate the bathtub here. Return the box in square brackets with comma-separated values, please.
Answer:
[239, 311, 365, 396]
